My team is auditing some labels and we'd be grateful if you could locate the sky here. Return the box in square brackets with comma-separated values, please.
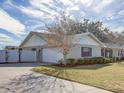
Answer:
[0, 0, 124, 49]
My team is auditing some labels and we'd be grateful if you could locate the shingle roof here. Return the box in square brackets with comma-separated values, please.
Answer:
[103, 43, 122, 49]
[21, 31, 122, 48]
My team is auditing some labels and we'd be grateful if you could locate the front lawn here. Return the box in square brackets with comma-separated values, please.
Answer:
[33, 63, 124, 93]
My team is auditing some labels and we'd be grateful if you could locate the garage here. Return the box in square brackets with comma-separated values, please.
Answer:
[7, 50, 19, 62]
[21, 50, 37, 62]
[42, 48, 63, 63]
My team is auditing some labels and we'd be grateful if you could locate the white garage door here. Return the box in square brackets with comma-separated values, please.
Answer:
[21, 50, 37, 62]
[42, 48, 63, 63]
[7, 50, 19, 62]
[0, 50, 5, 63]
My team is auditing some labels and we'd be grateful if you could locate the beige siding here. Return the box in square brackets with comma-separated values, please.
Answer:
[22, 35, 47, 47]
[72, 35, 101, 46]
[67, 45, 101, 59]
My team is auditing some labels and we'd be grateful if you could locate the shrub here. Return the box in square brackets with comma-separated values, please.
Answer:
[57, 57, 112, 67]
[57, 58, 77, 67]
[66, 58, 77, 66]
[77, 58, 85, 65]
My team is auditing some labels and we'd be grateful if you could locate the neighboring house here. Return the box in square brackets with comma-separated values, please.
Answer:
[19, 32, 123, 63]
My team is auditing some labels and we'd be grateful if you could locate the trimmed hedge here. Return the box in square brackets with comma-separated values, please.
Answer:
[57, 57, 112, 67]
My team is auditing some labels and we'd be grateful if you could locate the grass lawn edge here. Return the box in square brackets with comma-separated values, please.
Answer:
[32, 67, 115, 93]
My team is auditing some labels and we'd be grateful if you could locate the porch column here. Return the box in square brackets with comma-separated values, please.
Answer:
[112, 48, 116, 62]
[104, 48, 106, 57]
[118, 49, 121, 61]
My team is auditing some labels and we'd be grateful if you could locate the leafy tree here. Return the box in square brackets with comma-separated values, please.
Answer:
[44, 15, 117, 64]
[45, 16, 80, 65]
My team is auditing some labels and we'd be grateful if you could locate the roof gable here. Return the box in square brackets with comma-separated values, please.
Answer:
[20, 32, 104, 47]
[20, 32, 47, 47]
[72, 32, 104, 46]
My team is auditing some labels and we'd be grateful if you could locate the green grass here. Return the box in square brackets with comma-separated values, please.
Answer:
[33, 63, 124, 93]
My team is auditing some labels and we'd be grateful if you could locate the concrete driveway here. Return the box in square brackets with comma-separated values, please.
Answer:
[0, 63, 113, 93]
[0, 63, 42, 84]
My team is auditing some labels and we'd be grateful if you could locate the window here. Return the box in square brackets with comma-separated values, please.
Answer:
[81, 47, 92, 57]
[11, 48, 15, 50]
[32, 48, 36, 51]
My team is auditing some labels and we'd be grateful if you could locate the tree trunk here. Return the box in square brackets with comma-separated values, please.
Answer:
[63, 54, 67, 65]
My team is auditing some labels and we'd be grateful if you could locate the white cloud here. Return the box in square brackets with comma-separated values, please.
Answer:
[0, 33, 20, 46]
[29, 0, 60, 15]
[93, 0, 113, 13]
[80, 0, 93, 7]
[106, 12, 114, 18]
[58, 0, 74, 6]
[5, 0, 123, 35]
[118, 10, 124, 16]
[17, 4, 60, 20]
[112, 27, 124, 32]
[122, 19, 124, 23]
[0, 9, 25, 35]
[20, 6, 44, 18]
[30, 0, 54, 6]
[8, 0, 82, 20]
[67, 6, 79, 11]
[80, 11, 86, 17]
[103, 12, 115, 21]
[26, 20, 45, 31]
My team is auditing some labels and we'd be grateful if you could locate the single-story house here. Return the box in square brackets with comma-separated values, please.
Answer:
[18, 32, 123, 63]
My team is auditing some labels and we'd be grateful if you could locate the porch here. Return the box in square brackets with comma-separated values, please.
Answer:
[101, 47, 122, 61]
